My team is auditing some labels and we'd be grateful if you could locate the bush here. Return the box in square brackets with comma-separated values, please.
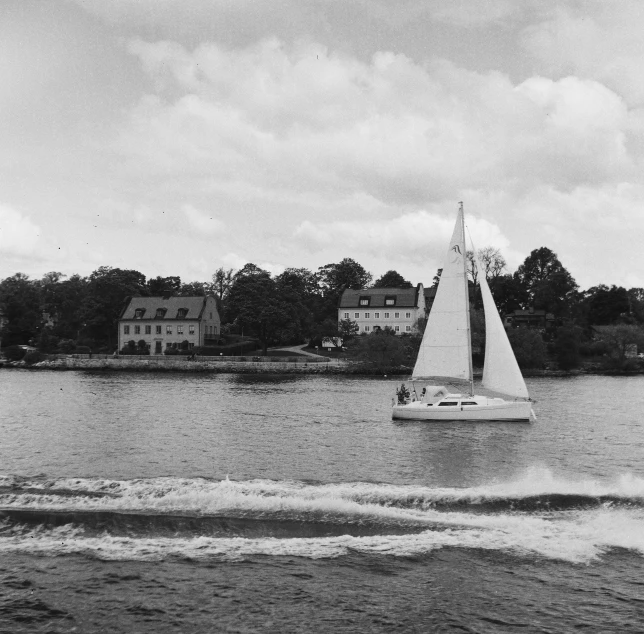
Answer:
[507, 328, 546, 369]
[2, 345, 26, 361]
[58, 339, 76, 354]
[553, 325, 582, 371]
[75, 346, 91, 354]
[23, 351, 48, 365]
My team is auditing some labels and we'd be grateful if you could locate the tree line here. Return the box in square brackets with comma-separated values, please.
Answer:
[1, 247, 644, 369]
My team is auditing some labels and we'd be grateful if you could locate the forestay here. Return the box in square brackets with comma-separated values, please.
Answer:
[412, 207, 471, 382]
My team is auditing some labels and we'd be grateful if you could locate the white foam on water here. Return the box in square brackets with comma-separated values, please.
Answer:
[2, 470, 644, 563]
[1, 469, 643, 517]
[1, 506, 643, 564]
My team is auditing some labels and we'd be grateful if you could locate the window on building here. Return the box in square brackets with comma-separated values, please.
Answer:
[156, 325, 162, 334]
[124, 325, 130, 335]
[354, 312, 360, 319]
[364, 326, 370, 332]
[394, 312, 400, 318]
[214, 326, 218, 334]
[189, 325, 195, 335]
[395, 325, 400, 332]
[384, 312, 390, 318]
[134, 308, 145, 319]
[134, 325, 141, 335]
[166, 326, 172, 334]
[145, 325, 151, 334]
[385, 296, 396, 306]
[365, 312, 370, 318]
[177, 325, 184, 335]
[374, 312, 380, 318]
[177, 308, 188, 318]
[406, 312, 411, 319]
[405, 325, 411, 332]
[359, 297, 370, 306]
[343, 312, 349, 319]
[156, 308, 166, 318]
[189, 343, 194, 349]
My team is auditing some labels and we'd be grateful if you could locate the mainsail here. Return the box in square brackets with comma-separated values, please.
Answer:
[477, 254, 530, 399]
[412, 205, 472, 382]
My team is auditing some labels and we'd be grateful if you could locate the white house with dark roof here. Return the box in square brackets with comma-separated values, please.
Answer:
[338, 285, 426, 334]
[118, 295, 220, 354]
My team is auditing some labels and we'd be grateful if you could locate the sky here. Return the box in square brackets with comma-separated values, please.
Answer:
[2, 0, 644, 290]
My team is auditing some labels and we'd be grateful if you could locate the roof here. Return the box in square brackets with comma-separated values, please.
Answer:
[120, 296, 210, 320]
[339, 286, 421, 308]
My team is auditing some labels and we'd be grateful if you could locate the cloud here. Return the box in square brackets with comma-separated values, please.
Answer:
[118, 38, 643, 212]
[182, 204, 224, 235]
[294, 209, 509, 262]
[0, 204, 40, 256]
[521, 3, 644, 107]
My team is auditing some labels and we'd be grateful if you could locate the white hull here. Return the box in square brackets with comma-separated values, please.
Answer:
[392, 398, 532, 422]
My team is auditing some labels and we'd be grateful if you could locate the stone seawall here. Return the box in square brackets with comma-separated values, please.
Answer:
[25, 357, 354, 374]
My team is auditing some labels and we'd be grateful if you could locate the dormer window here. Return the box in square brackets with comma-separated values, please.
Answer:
[177, 308, 188, 319]
[134, 309, 145, 319]
[359, 296, 370, 306]
[385, 296, 396, 306]
[156, 308, 167, 318]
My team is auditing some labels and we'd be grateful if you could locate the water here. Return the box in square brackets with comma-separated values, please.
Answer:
[1, 370, 644, 632]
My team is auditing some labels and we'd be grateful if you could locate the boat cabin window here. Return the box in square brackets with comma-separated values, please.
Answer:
[461, 401, 478, 406]
[438, 401, 458, 406]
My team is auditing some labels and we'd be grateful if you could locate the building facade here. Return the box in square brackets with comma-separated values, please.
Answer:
[118, 295, 221, 354]
[338, 285, 426, 334]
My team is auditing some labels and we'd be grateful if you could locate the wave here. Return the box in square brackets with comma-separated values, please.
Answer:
[1, 469, 644, 564]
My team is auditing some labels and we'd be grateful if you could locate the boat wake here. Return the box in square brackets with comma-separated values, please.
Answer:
[1, 470, 643, 564]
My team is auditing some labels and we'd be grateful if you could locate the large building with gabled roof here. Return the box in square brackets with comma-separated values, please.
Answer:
[118, 294, 220, 354]
[338, 284, 426, 334]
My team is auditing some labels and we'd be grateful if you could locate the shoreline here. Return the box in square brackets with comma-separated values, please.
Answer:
[1, 357, 642, 377]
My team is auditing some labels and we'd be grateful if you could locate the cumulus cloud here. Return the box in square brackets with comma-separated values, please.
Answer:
[0, 204, 40, 256]
[521, 3, 644, 107]
[182, 204, 224, 235]
[294, 209, 509, 262]
[119, 38, 643, 208]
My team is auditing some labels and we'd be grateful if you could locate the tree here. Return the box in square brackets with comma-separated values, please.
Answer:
[226, 265, 305, 353]
[147, 276, 181, 296]
[553, 324, 583, 371]
[373, 270, 413, 288]
[513, 247, 578, 316]
[338, 318, 359, 339]
[594, 324, 644, 370]
[317, 258, 372, 321]
[477, 247, 507, 280]
[81, 267, 147, 348]
[507, 328, 546, 369]
[349, 329, 410, 371]
[0, 273, 42, 347]
[585, 285, 631, 325]
[212, 268, 235, 300]
[179, 281, 208, 296]
[489, 274, 527, 316]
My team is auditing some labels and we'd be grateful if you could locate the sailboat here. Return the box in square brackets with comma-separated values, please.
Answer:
[392, 203, 535, 422]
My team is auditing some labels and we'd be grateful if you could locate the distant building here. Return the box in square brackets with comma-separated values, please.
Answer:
[118, 295, 221, 354]
[504, 308, 555, 330]
[338, 285, 426, 334]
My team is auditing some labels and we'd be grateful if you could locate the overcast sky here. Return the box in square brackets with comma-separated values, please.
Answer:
[2, 0, 644, 289]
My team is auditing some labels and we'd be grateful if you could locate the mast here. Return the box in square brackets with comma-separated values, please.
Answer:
[460, 202, 474, 396]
